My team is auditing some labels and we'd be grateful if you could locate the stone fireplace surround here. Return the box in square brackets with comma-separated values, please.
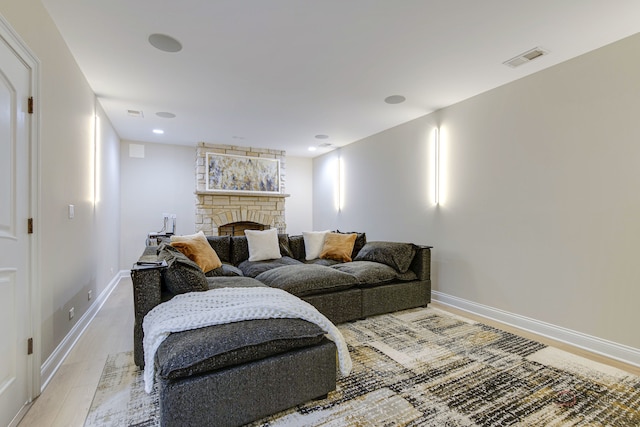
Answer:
[195, 143, 289, 236]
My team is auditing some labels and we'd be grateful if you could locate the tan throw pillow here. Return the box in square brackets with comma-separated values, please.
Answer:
[170, 231, 222, 272]
[320, 232, 357, 262]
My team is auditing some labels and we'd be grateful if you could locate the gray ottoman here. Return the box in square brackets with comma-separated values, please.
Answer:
[154, 318, 337, 427]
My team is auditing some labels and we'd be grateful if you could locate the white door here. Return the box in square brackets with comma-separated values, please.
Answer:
[0, 31, 33, 427]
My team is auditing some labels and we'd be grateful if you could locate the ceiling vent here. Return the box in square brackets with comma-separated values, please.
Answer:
[503, 47, 548, 68]
[127, 109, 144, 118]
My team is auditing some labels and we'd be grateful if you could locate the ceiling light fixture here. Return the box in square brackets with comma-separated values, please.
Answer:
[384, 95, 406, 104]
[127, 109, 143, 118]
[148, 33, 183, 53]
[308, 146, 317, 152]
[156, 111, 176, 118]
[152, 129, 164, 134]
[315, 134, 329, 140]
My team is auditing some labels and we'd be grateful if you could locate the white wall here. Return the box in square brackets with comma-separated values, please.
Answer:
[314, 33, 640, 353]
[284, 156, 313, 234]
[120, 140, 196, 268]
[0, 0, 121, 361]
[120, 144, 315, 265]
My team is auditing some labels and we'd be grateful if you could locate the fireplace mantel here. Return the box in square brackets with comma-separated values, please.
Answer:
[195, 191, 290, 198]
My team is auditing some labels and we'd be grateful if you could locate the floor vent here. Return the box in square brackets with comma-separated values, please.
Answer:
[503, 47, 548, 68]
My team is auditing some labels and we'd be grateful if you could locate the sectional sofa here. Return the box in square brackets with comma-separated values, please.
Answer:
[130, 230, 431, 426]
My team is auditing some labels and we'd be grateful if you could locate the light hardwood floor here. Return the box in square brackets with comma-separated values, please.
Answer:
[18, 277, 134, 427]
[17, 278, 640, 426]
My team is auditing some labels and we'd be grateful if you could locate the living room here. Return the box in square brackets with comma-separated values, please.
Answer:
[1, 1, 640, 426]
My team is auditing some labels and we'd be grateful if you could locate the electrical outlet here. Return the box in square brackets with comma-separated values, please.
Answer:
[69, 307, 74, 320]
[88, 290, 92, 301]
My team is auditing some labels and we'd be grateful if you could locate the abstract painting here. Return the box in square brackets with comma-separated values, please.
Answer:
[206, 153, 280, 193]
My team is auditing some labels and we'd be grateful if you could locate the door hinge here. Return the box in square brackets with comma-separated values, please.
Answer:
[27, 218, 33, 234]
[28, 97, 34, 114]
[27, 338, 33, 355]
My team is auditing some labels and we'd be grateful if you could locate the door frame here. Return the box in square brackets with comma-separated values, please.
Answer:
[0, 13, 41, 409]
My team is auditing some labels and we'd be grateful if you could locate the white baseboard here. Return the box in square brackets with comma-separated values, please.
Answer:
[432, 290, 640, 368]
[40, 270, 129, 391]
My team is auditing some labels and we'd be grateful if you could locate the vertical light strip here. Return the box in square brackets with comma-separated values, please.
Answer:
[339, 156, 345, 211]
[434, 127, 440, 205]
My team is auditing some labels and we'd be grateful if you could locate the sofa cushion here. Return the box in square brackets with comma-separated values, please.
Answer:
[320, 232, 357, 262]
[155, 318, 325, 380]
[238, 256, 302, 278]
[335, 230, 367, 259]
[206, 276, 267, 289]
[332, 260, 417, 286]
[305, 258, 340, 267]
[302, 230, 330, 260]
[245, 228, 282, 261]
[205, 263, 243, 277]
[157, 244, 209, 295]
[278, 233, 294, 258]
[170, 231, 222, 273]
[255, 264, 358, 297]
[354, 241, 417, 274]
[288, 235, 306, 260]
[230, 236, 250, 266]
[206, 235, 232, 263]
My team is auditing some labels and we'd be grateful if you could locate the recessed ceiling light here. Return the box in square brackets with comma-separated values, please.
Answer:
[308, 146, 317, 152]
[148, 33, 182, 53]
[315, 134, 329, 139]
[156, 111, 176, 119]
[152, 129, 164, 134]
[384, 95, 406, 104]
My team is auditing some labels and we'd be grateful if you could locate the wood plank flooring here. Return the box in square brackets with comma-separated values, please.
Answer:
[16, 278, 639, 426]
[18, 277, 134, 427]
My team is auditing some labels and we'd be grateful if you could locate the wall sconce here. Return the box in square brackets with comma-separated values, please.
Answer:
[339, 156, 345, 212]
[333, 154, 345, 212]
[434, 127, 440, 205]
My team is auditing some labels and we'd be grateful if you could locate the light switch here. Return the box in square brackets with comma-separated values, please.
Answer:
[68, 204, 75, 219]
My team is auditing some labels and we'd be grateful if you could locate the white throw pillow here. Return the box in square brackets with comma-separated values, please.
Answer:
[302, 230, 330, 260]
[245, 228, 282, 262]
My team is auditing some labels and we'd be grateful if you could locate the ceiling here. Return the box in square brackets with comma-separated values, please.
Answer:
[41, 0, 640, 158]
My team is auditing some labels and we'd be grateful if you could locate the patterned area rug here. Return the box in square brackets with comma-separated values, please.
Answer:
[85, 307, 640, 426]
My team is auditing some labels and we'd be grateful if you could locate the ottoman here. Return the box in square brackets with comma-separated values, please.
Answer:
[154, 318, 337, 427]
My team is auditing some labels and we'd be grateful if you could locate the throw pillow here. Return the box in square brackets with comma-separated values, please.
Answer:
[302, 230, 330, 260]
[245, 228, 282, 261]
[336, 229, 367, 259]
[157, 244, 209, 294]
[353, 241, 418, 273]
[170, 231, 222, 272]
[320, 232, 357, 262]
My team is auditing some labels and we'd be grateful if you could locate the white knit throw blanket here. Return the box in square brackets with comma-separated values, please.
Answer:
[142, 287, 352, 393]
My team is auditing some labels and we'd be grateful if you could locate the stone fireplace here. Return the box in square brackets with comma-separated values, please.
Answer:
[194, 143, 288, 236]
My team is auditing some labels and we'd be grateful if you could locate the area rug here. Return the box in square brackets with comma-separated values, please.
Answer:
[84, 307, 640, 426]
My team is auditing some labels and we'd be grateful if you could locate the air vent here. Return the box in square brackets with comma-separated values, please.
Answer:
[127, 109, 144, 118]
[503, 47, 548, 68]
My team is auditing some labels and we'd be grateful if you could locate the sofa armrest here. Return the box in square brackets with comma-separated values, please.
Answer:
[131, 246, 165, 367]
[410, 245, 432, 281]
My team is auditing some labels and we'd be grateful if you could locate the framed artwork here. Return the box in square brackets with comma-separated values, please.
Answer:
[206, 153, 280, 193]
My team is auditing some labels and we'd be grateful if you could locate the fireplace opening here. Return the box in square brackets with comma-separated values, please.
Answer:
[218, 221, 269, 236]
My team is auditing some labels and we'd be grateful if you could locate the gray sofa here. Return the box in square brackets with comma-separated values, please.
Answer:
[131, 232, 431, 426]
